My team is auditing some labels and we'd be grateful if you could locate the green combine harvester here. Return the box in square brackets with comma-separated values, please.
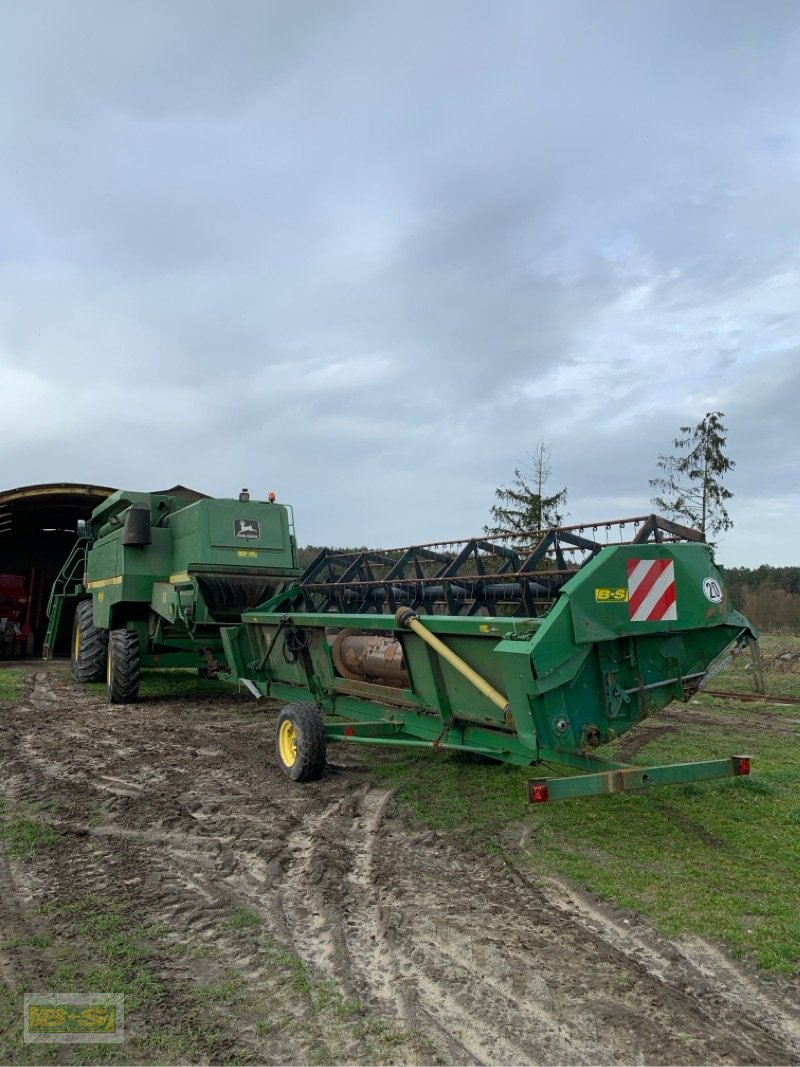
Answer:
[44, 488, 301, 701]
[48, 498, 756, 801]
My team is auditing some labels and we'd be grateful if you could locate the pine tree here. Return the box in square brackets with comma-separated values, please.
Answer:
[649, 411, 735, 542]
[486, 440, 567, 538]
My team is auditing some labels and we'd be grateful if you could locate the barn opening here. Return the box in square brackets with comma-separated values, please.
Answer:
[0, 483, 207, 657]
[0, 483, 115, 656]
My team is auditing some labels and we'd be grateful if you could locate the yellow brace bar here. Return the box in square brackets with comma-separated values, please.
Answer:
[395, 607, 511, 716]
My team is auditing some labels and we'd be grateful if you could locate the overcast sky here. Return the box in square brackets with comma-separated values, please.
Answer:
[2, 0, 799, 565]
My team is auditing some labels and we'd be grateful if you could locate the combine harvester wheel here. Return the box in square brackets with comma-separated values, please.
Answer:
[107, 629, 141, 704]
[276, 702, 327, 782]
[71, 600, 108, 682]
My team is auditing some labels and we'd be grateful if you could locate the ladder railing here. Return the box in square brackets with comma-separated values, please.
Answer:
[42, 538, 90, 656]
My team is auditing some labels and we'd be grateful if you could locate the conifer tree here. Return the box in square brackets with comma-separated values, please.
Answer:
[486, 440, 567, 537]
[650, 411, 735, 542]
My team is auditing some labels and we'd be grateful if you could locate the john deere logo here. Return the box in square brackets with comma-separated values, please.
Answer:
[234, 519, 260, 540]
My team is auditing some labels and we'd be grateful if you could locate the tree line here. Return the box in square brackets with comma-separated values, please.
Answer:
[723, 566, 800, 633]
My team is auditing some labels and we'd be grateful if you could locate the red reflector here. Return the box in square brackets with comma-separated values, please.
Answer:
[733, 755, 751, 776]
[344, 725, 356, 737]
[529, 782, 549, 803]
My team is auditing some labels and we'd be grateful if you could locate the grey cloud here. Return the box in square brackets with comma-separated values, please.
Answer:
[1, 0, 799, 562]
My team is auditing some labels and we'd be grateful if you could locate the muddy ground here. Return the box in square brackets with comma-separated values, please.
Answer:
[1, 664, 799, 1066]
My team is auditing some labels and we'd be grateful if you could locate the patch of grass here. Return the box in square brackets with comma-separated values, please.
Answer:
[145, 1017, 236, 1065]
[222, 907, 262, 931]
[0, 668, 26, 704]
[1, 891, 259, 1065]
[0, 981, 62, 1066]
[41, 897, 166, 1014]
[185, 940, 219, 960]
[712, 633, 800, 699]
[261, 937, 312, 994]
[0, 812, 61, 860]
[27, 935, 52, 949]
[68, 1044, 127, 1066]
[195, 971, 248, 1003]
[374, 707, 800, 975]
[0, 934, 52, 951]
[255, 935, 439, 1063]
[61, 892, 121, 916]
[142, 922, 169, 940]
[86, 668, 224, 702]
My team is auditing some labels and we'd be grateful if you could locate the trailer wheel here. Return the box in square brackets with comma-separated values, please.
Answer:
[107, 629, 141, 704]
[276, 702, 326, 782]
[71, 600, 108, 683]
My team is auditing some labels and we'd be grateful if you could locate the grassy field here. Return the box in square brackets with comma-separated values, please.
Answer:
[85, 669, 227, 702]
[0, 670, 26, 704]
[375, 634, 800, 975]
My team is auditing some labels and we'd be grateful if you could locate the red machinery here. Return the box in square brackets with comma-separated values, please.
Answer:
[0, 572, 35, 656]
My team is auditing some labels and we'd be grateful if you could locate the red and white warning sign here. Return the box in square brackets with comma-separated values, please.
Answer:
[627, 558, 677, 622]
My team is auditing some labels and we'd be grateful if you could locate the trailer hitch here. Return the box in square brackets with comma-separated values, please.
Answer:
[528, 754, 752, 802]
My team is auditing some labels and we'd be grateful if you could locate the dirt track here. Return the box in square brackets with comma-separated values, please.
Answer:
[1, 665, 800, 1065]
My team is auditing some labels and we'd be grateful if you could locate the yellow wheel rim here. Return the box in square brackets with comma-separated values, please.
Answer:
[74, 627, 81, 660]
[279, 720, 298, 768]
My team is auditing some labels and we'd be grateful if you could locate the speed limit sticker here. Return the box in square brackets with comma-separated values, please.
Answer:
[702, 577, 723, 603]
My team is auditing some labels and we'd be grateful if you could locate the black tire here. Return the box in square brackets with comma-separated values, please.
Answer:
[71, 600, 108, 683]
[107, 629, 141, 704]
[275, 702, 326, 782]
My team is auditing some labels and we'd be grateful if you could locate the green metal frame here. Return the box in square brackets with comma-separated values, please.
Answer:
[528, 755, 752, 801]
[220, 538, 758, 801]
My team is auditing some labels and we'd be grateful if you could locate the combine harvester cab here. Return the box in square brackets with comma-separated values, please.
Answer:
[45, 489, 302, 703]
[222, 515, 757, 801]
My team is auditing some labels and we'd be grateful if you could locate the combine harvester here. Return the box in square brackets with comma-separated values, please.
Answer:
[44, 488, 301, 698]
[49, 497, 756, 801]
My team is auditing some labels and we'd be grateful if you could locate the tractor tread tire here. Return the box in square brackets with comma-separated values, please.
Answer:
[71, 600, 108, 683]
[276, 702, 326, 782]
[107, 629, 141, 704]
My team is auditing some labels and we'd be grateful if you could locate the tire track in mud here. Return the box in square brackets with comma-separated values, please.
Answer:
[276, 786, 799, 1066]
[0, 666, 798, 1065]
[657, 703, 800, 736]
